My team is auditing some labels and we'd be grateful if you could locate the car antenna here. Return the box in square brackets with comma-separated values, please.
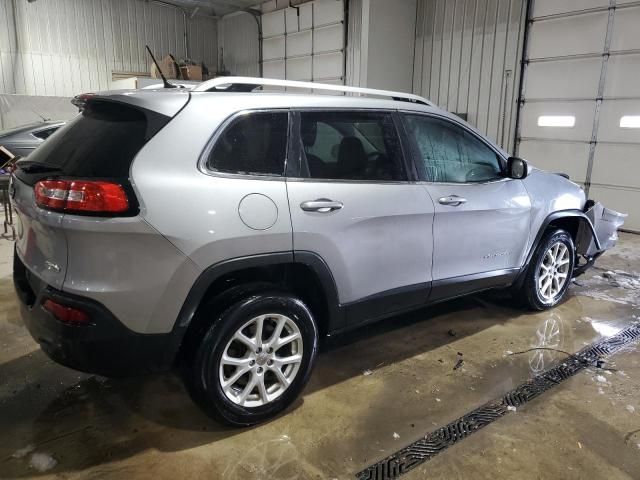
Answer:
[30, 108, 50, 122]
[145, 45, 176, 89]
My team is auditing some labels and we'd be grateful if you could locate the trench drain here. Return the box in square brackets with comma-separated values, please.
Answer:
[356, 322, 640, 480]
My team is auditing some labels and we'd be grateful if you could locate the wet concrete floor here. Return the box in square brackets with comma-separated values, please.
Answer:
[1, 232, 639, 479]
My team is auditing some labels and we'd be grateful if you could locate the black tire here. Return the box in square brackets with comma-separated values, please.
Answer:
[518, 229, 575, 311]
[184, 291, 318, 426]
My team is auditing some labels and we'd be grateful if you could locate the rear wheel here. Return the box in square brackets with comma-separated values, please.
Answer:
[185, 292, 318, 426]
[519, 229, 575, 310]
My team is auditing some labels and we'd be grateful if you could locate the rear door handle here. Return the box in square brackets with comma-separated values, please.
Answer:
[438, 195, 467, 206]
[300, 199, 344, 213]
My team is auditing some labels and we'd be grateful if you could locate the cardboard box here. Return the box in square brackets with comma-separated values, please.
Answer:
[180, 65, 203, 81]
[150, 55, 179, 79]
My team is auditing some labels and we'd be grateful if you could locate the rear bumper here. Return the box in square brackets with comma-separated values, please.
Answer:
[13, 251, 183, 377]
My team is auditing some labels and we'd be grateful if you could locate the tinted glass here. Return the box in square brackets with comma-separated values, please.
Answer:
[404, 114, 503, 183]
[207, 112, 288, 176]
[299, 111, 406, 181]
[32, 127, 59, 140]
[26, 101, 162, 178]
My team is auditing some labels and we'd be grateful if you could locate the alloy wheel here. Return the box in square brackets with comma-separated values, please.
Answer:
[219, 314, 303, 407]
[537, 241, 571, 302]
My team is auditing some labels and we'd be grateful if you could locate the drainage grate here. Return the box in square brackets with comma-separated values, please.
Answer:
[356, 323, 640, 480]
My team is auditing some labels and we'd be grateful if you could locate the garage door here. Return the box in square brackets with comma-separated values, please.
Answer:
[261, 0, 345, 85]
[517, 0, 640, 232]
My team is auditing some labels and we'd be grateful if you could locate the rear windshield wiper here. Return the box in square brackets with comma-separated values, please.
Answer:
[16, 160, 64, 173]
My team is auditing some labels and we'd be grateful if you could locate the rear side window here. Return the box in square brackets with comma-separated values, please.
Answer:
[26, 101, 166, 178]
[206, 112, 288, 176]
[298, 111, 406, 181]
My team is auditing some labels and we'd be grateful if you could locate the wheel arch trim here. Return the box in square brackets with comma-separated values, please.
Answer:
[516, 209, 601, 287]
[173, 251, 343, 334]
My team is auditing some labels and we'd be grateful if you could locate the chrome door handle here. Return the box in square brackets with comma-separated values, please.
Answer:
[300, 199, 344, 213]
[438, 195, 467, 206]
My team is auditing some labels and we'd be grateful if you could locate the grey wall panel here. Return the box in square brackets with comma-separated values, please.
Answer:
[345, 0, 364, 86]
[286, 56, 312, 80]
[532, 0, 608, 18]
[262, 10, 286, 37]
[528, 12, 609, 59]
[188, 15, 218, 70]
[219, 12, 259, 76]
[525, 58, 601, 100]
[0, 0, 217, 96]
[263, 36, 286, 60]
[605, 53, 640, 98]
[589, 185, 640, 231]
[260, 0, 345, 84]
[518, 140, 590, 184]
[366, 0, 416, 92]
[414, 0, 526, 150]
[314, 24, 344, 53]
[610, 5, 640, 51]
[592, 144, 640, 190]
[287, 31, 313, 57]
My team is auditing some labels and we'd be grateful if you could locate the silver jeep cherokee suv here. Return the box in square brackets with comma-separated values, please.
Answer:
[11, 77, 625, 426]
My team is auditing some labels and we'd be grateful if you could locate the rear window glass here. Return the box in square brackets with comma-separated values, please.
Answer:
[26, 101, 165, 178]
[206, 112, 288, 176]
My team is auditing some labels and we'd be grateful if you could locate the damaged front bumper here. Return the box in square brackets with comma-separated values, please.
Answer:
[574, 201, 627, 275]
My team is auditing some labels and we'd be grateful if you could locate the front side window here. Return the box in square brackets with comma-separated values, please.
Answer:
[207, 112, 288, 176]
[298, 111, 406, 181]
[404, 114, 503, 183]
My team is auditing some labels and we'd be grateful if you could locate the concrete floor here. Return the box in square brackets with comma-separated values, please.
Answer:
[1, 229, 639, 479]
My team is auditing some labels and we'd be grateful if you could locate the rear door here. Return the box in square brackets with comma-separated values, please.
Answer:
[286, 110, 435, 328]
[402, 113, 531, 295]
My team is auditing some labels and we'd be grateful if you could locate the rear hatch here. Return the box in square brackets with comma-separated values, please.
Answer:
[11, 92, 188, 295]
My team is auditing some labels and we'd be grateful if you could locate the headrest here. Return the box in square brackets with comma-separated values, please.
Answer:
[301, 121, 317, 147]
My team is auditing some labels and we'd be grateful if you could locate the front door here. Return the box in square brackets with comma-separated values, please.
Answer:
[286, 110, 435, 328]
[401, 113, 531, 296]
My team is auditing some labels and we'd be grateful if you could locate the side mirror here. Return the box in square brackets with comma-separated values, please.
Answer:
[507, 157, 528, 180]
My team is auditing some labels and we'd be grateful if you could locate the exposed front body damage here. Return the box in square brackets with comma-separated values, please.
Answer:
[577, 202, 627, 257]
[520, 167, 626, 277]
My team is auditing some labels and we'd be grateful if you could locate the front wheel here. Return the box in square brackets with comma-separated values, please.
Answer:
[519, 229, 575, 310]
[185, 292, 318, 426]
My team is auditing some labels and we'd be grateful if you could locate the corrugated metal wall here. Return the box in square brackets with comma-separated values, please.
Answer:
[413, 0, 527, 150]
[0, 0, 217, 97]
[345, 0, 365, 87]
[218, 12, 260, 76]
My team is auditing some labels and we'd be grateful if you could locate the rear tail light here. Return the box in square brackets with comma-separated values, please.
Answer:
[43, 299, 90, 326]
[34, 180, 129, 214]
